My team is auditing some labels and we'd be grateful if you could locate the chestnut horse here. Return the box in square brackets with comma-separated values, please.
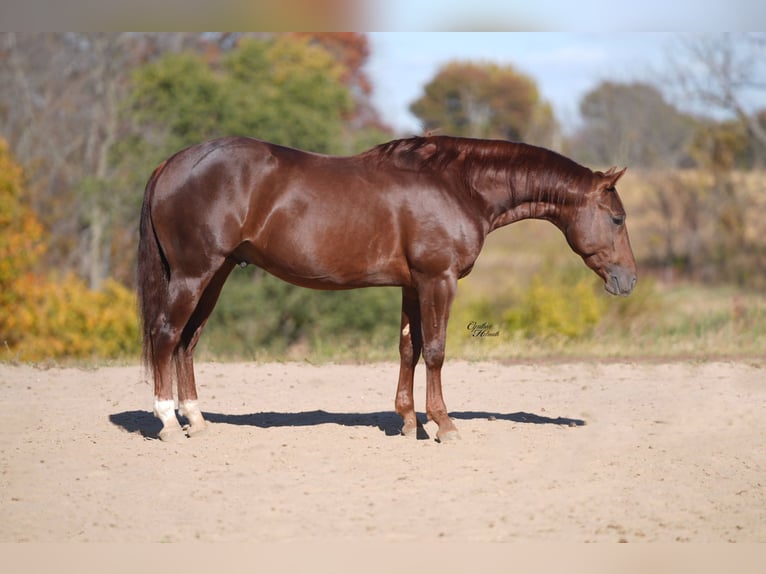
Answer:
[138, 135, 636, 442]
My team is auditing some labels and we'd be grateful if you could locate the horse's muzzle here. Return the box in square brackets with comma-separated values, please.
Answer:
[605, 267, 637, 296]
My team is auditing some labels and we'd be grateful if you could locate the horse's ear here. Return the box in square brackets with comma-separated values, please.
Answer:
[597, 167, 627, 190]
[392, 139, 439, 170]
[415, 141, 438, 160]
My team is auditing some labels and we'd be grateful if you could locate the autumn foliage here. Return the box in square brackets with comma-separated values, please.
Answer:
[0, 138, 139, 361]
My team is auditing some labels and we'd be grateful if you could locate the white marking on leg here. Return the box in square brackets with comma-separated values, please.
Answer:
[153, 398, 185, 441]
[153, 398, 177, 424]
[402, 323, 410, 336]
[178, 399, 203, 425]
[179, 399, 207, 436]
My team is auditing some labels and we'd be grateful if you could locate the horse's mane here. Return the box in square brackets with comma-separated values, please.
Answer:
[363, 135, 593, 200]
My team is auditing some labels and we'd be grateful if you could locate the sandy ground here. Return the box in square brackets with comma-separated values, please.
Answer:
[0, 359, 764, 543]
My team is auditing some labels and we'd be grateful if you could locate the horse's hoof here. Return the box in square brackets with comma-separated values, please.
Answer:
[401, 422, 419, 438]
[158, 427, 187, 443]
[436, 429, 461, 443]
[184, 421, 208, 437]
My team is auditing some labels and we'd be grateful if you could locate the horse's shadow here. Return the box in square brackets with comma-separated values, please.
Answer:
[109, 408, 585, 441]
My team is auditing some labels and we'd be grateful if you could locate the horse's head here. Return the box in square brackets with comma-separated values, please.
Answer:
[564, 167, 637, 296]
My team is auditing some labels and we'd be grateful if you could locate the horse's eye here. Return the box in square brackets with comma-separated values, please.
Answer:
[611, 215, 625, 226]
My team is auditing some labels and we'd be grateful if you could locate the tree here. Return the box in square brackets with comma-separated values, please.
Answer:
[291, 32, 373, 100]
[0, 33, 262, 288]
[128, 35, 353, 159]
[291, 32, 393, 151]
[223, 35, 353, 153]
[662, 35, 766, 282]
[128, 51, 228, 155]
[573, 81, 695, 168]
[669, 33, 766, 159]
[409, 61, 557, 146]
[0, 33, 195, 289]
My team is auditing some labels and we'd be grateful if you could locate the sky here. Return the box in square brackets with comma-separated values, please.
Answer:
[366, 33, 677, 135]
[371, 0, 766, 33]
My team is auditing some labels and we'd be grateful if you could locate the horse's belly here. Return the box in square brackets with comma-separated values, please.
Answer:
[233, 238, 410, 290]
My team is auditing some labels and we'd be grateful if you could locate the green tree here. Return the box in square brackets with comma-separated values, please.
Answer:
[128, 51, 229, 156]
[223, 36, 352, 152]
[409, 60, 556, 145]
[127, 35, 353, 158]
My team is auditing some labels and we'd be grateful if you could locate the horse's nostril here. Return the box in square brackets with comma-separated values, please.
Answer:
[610, 273, 636, 295]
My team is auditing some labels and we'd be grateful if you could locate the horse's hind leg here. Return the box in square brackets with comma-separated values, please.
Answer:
[175, 348, 204, 437]
[176, 260, 236, 437]
[150, 270, 215, 442]
[151, 317, 188, 443]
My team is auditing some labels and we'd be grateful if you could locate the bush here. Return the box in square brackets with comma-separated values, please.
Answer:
[449, 262, 610, 348]
[3, 274, 140, 362]
[199, 269, 400, 360]
[0, 137, 139, 362]
[503, 271, 605, 339]
[0, 137, 46, 342]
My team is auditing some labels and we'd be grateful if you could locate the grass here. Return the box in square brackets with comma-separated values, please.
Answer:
[442, 281, 766, 363]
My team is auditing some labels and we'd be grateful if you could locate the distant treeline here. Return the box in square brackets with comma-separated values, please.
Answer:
[1, 32, 764, 361]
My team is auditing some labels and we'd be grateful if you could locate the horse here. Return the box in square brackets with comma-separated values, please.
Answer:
[137, 135, 637, 443]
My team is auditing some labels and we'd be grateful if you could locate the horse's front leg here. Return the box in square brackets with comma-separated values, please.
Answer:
[395, 287, 422, 437]
[417, 273, 460, 442]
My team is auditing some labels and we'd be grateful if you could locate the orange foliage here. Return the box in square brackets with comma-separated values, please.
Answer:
[0, 137, 139, 361]
[7, 274, 139, 361]
[291, 32, 372, 95]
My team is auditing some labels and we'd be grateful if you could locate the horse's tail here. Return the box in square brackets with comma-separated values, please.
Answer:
[137, 160, 170, 379]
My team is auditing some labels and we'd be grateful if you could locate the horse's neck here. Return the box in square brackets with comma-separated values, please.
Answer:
[490, 201, 562, 230]
[481, 164, 569, 232]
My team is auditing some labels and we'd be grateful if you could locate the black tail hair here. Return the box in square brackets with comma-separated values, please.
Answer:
[136, 160, 170, 381]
